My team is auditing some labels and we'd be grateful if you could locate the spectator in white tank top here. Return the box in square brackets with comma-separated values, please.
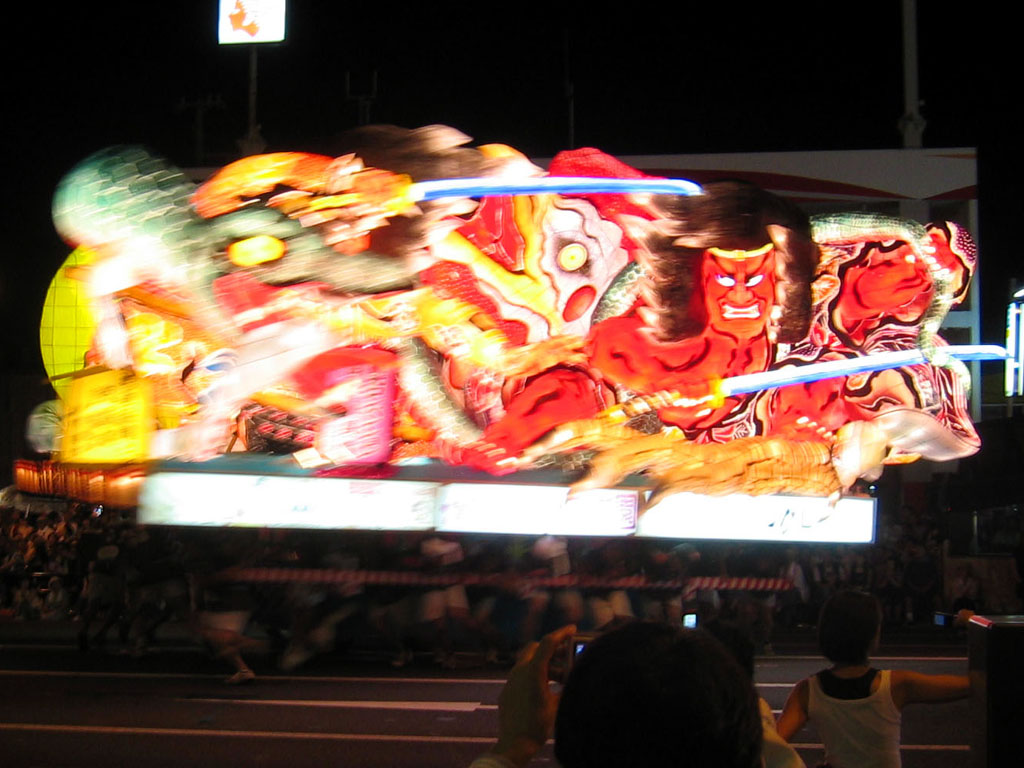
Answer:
[776, 590, 970, 768]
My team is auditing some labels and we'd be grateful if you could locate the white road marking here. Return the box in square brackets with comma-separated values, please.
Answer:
[790, 743, 969, 752]
[0, 723, 497, 743]
[0, 670, 240, 680]
[760, 655, 966, 662]
[0, 669, 504, 684]
[0, 643, 197, 652]
[0, 669, 966, 691]
[180, 697, 498, 711]
[0, 724, 967, 751]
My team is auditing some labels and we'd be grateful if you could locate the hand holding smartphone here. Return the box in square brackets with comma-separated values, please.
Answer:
[549, 633, 593, 683]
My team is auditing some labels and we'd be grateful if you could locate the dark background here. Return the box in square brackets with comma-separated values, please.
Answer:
[0, 2, 1014, 479]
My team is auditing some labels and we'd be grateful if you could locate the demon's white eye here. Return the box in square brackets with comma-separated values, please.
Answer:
[746, 274, 765, 287]
[557, 243, 588, 272]
[714, 274, 736, 287]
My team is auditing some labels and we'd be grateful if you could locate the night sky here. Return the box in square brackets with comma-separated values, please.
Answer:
[1, 2, 1012, 378]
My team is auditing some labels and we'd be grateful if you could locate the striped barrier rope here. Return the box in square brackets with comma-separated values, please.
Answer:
[214, 568, 793, 593]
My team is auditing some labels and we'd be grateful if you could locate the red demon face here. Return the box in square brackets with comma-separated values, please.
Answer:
[701, 246, 776, 337]
[835, 243, 932, 336]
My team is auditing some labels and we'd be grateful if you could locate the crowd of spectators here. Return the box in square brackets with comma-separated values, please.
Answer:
[2, 497, 992, 767]
[0, 497, 1010, 669]
[1, 503, 83, 621]
[467, 590, 972, 768]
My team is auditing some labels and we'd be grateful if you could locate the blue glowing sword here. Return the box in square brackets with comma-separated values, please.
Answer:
[720, 344, 1008, 398]
[603, 345, 1008, 422]
[409, 176, 703, 201]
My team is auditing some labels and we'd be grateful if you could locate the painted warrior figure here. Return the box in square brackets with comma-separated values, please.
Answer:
[468, 148, 978, 500]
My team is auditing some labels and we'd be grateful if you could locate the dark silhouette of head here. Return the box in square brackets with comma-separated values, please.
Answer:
[817, 590, 883, 664]
[554, 622, 762, 768]
[703, 617, 757, 679]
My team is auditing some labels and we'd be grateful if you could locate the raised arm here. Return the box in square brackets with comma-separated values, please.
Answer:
[891, 670, 970, 709]
[478, 624, 577, 768]
[776, 677, 810, 742]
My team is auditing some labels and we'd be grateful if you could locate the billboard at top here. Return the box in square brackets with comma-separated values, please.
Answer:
[218, 0, 286, 45]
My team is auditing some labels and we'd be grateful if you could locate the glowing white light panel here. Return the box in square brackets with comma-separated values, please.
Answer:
[437, 484, 639, 536]
[138, 472, 436, 530]
[636, 492, 875, 543]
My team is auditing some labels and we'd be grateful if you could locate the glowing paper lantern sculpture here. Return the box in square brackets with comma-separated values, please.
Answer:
[40, 126, 1001, 504]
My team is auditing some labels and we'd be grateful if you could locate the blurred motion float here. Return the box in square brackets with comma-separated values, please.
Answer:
[33, 125, 1004, 522]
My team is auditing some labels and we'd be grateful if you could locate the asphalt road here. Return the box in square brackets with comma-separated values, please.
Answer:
[0, 625, 974, 768]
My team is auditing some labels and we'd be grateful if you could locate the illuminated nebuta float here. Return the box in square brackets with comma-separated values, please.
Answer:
[39, 125, 998, 510]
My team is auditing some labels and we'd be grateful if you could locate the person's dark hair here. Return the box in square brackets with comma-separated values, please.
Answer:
[702, 618, 756, 679]
[554, 622, 762, 768]
[817, 590, 882, 664]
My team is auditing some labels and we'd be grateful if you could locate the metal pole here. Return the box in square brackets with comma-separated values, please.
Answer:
[899, 0, 925, 148]
[248, 45, 258, 140]
[238, 45, 265, 155]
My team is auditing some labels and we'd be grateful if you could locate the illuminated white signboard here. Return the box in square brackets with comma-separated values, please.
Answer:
[636, 492, 875, 543]
[137, 466, 872, 542]
[218, 0, 287, 44]
[1007, 295, 1024, 397]
[437, 484, 639, 536]
[138, 472, 436, 530]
